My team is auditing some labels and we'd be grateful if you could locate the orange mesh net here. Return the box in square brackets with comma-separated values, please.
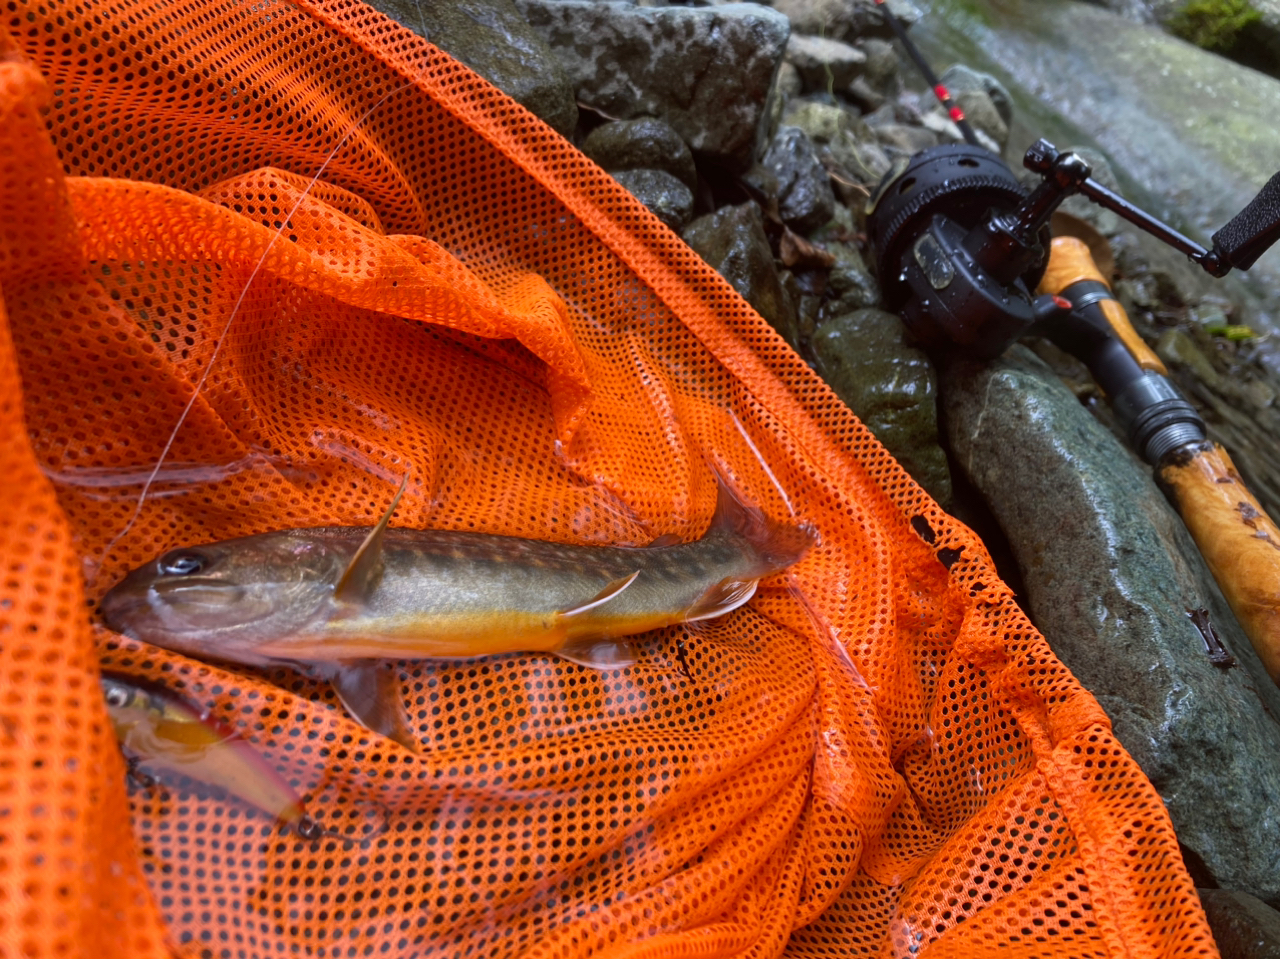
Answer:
[0, 0, 1218, 955]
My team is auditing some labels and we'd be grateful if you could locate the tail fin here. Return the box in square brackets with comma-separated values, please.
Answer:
[708, 472, 818, 576]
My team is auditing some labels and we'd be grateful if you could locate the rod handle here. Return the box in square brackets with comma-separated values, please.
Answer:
[1037, 236, 1167, 374]
[1159, 442, 1280, 682]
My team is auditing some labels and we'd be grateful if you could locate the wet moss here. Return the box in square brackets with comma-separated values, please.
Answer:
[1168, 0, 1261, 53]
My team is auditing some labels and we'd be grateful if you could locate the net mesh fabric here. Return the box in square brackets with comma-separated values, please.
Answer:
[0, 0, 1216, 955]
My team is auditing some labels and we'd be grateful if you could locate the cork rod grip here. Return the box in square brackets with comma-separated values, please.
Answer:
[1038, 236, 1167, 374]
[1160, 443, 1280, 682]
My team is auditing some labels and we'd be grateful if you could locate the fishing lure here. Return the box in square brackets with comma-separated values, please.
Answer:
[101, 671, 319, 837]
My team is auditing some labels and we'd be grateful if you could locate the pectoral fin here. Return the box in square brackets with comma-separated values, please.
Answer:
[557, 570, 640, 619]
[551, 572, 643, 669]
[685, 577, 757, 622]
[327, 661, 418, 752]
[334, 475, 409, 605]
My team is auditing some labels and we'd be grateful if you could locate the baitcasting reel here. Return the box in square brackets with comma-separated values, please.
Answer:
[865, 138, 1280, 464]
[863, 136, 1280, 681]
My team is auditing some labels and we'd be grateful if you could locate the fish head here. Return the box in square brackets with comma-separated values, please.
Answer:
[99, 531, 345, 665]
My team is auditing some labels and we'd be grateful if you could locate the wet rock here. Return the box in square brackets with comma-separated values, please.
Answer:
[609, 169, 694, 232]
[784, 34, 867, 92]
[775, 61, 804, 100]
[846, 76, 886, 113]
[820, 242, 881, 315]
[813, 308, 952, 505]
[770, 0, 919, 42]
[682, 202, 798, 344]
[370, 0, 577, 136]
[581, 118, 698, 192]
[1197, 889, 1280, 958]
[1097, 0, 1280, 79]
[783, 100, 890, 196]
[516, 0, 790, 171]
[782, 99, 867, 144]
[858, 37, 902, 94]
[870, 121, 939, 155]
[952, 89, 1009, 152]
[762, 126, 837, 234]
[937, 64, 1013, 127]
[941, 345, 1280, 905]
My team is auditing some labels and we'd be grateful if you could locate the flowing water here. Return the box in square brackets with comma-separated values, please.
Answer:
[911, 0, 1280, 329]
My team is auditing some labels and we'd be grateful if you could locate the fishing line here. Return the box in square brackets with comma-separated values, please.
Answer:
[727, 409, 795, 517]
[97, 0, 439, 570]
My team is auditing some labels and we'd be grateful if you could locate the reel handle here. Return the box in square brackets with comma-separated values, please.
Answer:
[1040, 239, 1280, 682]
[1212, 170, 1280, 273]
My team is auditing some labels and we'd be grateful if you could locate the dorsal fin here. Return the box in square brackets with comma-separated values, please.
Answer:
[557, 571, 640, 619]
[334, 475, 408, 604]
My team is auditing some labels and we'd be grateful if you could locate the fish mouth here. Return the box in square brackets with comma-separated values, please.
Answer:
[99, 576, 252, 640]
[98, 585, 146, 633]
[148, 576, 242, 603]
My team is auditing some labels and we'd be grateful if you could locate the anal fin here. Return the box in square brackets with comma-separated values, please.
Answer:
[554, 637, 639, 670]
[685, 577, 758, 622]
[325, 661, 418, 752]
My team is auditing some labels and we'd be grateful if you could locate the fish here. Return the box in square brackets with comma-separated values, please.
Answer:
[100, 671, 317, 836]
[100, 477, 817, 750]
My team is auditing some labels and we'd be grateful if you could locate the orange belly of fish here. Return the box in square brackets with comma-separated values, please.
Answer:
[252, 607, 682, 661]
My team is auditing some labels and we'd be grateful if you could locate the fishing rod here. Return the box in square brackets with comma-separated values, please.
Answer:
[871, 4, 1280, 682]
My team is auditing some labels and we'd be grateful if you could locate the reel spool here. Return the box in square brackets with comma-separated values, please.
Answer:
[866, 144, 1050, 314]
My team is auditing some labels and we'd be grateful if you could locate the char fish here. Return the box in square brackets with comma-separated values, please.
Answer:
[100, 478, 816, 749]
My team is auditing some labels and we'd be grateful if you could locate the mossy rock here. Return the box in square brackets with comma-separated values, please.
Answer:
[1168, 0, 1261, 53]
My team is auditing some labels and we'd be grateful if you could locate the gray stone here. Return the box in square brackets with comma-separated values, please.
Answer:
[812, 309, 952, 505]
[937, 63, 1014, 127]
[781, 99, 870, 145]
[826, 130, 892, 189]
[581, 117, 697, 191]
[761, 126, 836, 234]
[941, 346, 1280, 905]
[846, 75, 886, 113]
[784, 34, 867, 92]
[775, 61, 804, 100]
[516, 1, 790, 171]
[782, 99, 888, 190]
[953, 89, 1009, 152]
[682, 202, 798, 344]
[820, 241, 881, 314]
[1197, 889, 1280, 958]
[770, 0, 919, 42]
[368, 0, 577, 136]
[609, 169, 694, 232]
[872, 122, 939, 155]
[858, 37, 901, 92]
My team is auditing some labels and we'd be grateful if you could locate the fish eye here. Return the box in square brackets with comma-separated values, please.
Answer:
[101, 683, 132, 709]
[159, 550, 207, 576]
